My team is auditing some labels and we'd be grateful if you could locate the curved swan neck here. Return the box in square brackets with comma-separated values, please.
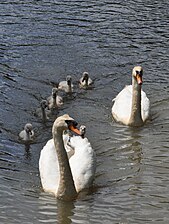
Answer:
[128, 76, 143, 126]
[53, 127, 77, 200]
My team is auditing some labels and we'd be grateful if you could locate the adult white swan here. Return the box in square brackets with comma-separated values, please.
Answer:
[39, 114, 96, 200]
[112, 66, 150, 126]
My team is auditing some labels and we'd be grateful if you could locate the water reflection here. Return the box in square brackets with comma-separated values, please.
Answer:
[38, 193, 75, 224]
[57, 200, 75, 224]
[24, 144, 32, 160]
[1, 0, 169, 223]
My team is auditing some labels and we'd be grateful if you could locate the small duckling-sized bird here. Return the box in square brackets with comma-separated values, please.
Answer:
[35, 100, 50, 122]
[47, 88, 63, 109]
[79, 125, 86, 138]
[19, 123, 34, 143]
[79, 72, 93, 89]
[63, 125, 87, 157]
[58, 75, 73, 93]
[112, 66, 150, 126]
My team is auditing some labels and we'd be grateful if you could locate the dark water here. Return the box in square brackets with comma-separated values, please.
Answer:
[1, 0, 169, 223]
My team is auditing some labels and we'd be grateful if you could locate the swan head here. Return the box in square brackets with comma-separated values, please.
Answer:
[82, 72, 89, 82]
[66, 75, 72, 86]
[40, 100, 48, 109]
[132, 66, 143, 85]
[24, 123, 34, 136]
[52, 114, 81, 135]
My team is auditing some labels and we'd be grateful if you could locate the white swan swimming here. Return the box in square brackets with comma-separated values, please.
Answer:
[19, 123, 34, 142]
[47, 88, 63, 109]
[58, 75, 73, 93]
[39, 114, 96, 200]
[79, 72, 93, 89]
[112, 66, 150, 126]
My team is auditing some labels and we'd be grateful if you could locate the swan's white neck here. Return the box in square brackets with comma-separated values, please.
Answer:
[53, 127, 77, 200]
[128, 76, 143, 126]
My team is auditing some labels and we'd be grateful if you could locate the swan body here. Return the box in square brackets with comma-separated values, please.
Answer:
[62, 124, 95, 191]
[68, 135, 96, 192]
[39, 138, 59, 193]
[39, 114, 96, 200]
[58, 75, 73, 93]
[112, 66, 150, 126]
[19, 123, 34, 142]
[47, 88, 63, 109]
[79, 72, 93, 88]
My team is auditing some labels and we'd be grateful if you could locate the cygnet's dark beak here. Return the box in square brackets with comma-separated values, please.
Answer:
[30, 131, 34, 136]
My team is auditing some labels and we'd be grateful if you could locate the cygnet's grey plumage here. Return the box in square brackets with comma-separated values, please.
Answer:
[19, 123, 34, 142]
[36, 100, 50, 122]
[58, 75, 73, 93]
[79, 72, 93, 88]
[47, 88, 63, 109]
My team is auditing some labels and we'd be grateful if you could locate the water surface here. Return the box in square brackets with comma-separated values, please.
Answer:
[1, 0, 169, 223]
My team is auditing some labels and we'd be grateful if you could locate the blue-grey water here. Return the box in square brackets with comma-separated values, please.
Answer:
[1, 0, 169, 223]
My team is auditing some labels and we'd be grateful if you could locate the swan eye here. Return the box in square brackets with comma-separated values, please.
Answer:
[136, 70, 143, 76]
[65, 120, 78, 128]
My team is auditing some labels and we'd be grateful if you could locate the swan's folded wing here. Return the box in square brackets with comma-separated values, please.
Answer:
[112, 85, 132, 123]
[141, 90, 150, 121]
[39, 139, 60, 194]
[69, 136, 96, 192]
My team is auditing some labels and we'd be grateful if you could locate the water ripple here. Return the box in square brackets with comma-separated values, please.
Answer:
[1, 0, 169, 223]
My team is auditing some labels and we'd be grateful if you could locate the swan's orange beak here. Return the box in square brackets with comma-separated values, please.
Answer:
[69, 125, 81, 135]
[136, 74, 143, 85]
